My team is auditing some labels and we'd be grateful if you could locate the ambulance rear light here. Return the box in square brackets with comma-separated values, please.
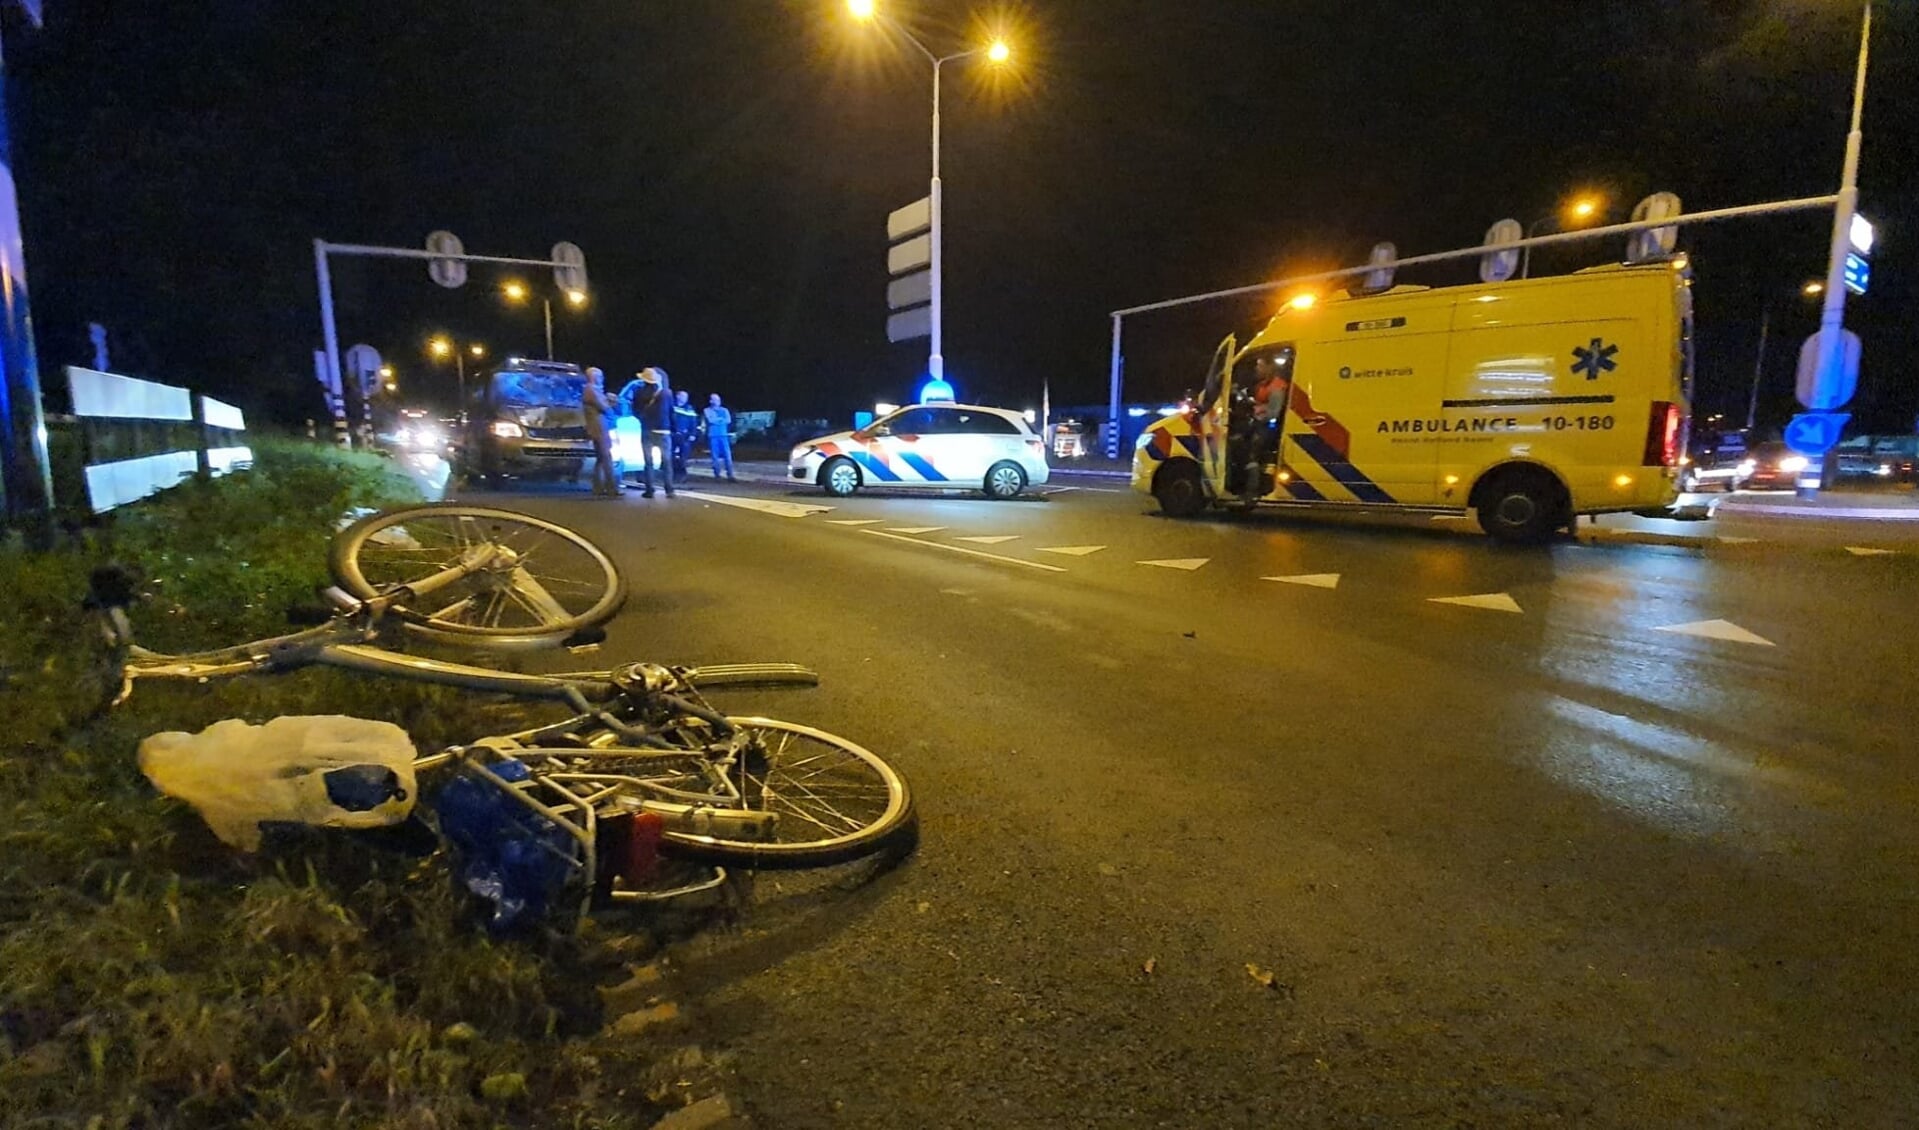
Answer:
[1643, 402, 1682, 467]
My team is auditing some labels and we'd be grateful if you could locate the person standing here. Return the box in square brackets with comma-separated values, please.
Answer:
[671, 389, 700, 483]
[620, 367, 675, 498]
[581, 367, 619, 497]
[704, 393, 736, 481]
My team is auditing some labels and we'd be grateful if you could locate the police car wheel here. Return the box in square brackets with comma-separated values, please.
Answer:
[821, 457, 861, 497]
[1474, 468, 1566, 544]
[984, 461, 1026, 499]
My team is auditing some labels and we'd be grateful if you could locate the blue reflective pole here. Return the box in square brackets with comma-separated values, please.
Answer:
[0, 10, 52, 523]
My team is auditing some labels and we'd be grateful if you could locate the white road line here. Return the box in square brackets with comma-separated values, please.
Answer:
[1718, 535, 1762, 545]
[1654, 619, 1775, 646]
[860, 529, 1067, 572]
[678, 491, 834, 518]
[1263, 573, 1340, 589]
[1137, 558, 1210, 571]
[1846, 546, 1897, 556]
[1428, 592, 1523, 613]
[885, 526, 948, 535]
[1037, 545, 1107, 557]
[955, 535, 1020, 544]
[826, 519, 885, 526]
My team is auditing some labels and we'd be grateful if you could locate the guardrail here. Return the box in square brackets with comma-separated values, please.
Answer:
[62, 367, 251, 513]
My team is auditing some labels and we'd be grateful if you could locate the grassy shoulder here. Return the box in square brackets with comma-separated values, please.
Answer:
[0, 441, 672, 1129]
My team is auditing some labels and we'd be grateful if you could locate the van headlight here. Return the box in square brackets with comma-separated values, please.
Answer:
[1778, 455, 1809, 473]
[490, 421, 524, 439]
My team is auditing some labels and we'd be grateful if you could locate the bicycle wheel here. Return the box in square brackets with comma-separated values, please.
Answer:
[660, 717, 915, 870]
[329, 505, 626, 645]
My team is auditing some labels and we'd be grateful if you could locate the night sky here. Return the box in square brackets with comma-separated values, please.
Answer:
[9, 1, 1916, 432]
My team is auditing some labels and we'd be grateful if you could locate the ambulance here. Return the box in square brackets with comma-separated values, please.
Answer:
[1131, 259, 1693, 543]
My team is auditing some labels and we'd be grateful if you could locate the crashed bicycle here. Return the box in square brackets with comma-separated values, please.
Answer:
[90, 504, 916, 928]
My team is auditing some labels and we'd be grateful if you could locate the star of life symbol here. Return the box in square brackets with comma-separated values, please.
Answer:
[1571, 338, 1618, 381]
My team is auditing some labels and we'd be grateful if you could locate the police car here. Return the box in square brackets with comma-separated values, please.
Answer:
[790, 403, 1051, 499]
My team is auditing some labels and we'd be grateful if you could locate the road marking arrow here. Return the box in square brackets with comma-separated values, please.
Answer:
[1428, 592, 1523, 613]
[1138, 558, 1210, 571]
[955, 535, 1020, 544]
[1654, 619, 1775, 646]
[1037, 545, 1106, 556]
[1263, 573, 1341, 589]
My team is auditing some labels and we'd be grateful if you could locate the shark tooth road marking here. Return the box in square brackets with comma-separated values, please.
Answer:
[1263, 574, 1340, 589]
[1428, 592, 1523, 613]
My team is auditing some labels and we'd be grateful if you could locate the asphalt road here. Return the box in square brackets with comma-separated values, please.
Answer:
[460, 475, 1918, 1128]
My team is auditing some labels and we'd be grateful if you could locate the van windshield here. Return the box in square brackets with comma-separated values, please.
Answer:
[493, 371, 585, 408]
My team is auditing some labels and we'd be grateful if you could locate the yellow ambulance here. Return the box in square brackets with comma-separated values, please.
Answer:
[1130, 259, 1694, 542]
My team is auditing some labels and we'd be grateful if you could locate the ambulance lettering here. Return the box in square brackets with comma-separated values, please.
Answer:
[1375, 416, 1519, 434]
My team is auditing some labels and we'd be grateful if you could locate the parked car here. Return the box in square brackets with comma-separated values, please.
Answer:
[790, 403, 1050, 499]
[454, 361, 593, 485]
[1732, 441, 1808, 491]
[1679, 429, 1748, 492]
[1834, 434, 1919, 486]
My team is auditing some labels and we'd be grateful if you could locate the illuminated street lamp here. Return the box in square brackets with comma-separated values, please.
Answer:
[502, 280, 588, 360]
[850, 2, 1013, 385]
[426, 335, 486, 405]
[1522, 193, 1606, 278]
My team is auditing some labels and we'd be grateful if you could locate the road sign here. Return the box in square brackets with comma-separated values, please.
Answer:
[1784, 411, 1849, 457]
[887, 234, 931, 276]
[426, 230, 466, 288]
[887, 197, 931, 241]
[888, 270, 931, 311]
[1844, 252, 1870, 296]
[1795, 327, 1861, 409]
[887, 307, 932, 344]
[551, 241, 587, 293]
[1479, 219, 1521, 283]
[1359, 241, 1396, 293]
[344, 344, 383, 395]
[1849, 213, 1875, 255]
[1627, 192, 1682, 263]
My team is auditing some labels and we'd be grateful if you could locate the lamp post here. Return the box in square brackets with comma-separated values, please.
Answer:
[428, 336, 486, 411]
[502, 281, 588, 360]
[1746, 281, 1826, 432]
[849, 1, 1011, 384]
[1521, 195, 1603, 279]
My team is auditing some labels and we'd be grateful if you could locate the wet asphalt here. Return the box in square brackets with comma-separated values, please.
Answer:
[462, 474, 1919, 1128]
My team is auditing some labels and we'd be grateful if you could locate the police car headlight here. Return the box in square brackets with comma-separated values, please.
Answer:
[1778, 455, 1809, 473]
[1737, 459, 1756, 475]
[790, 445, 814, 462]
[490, 421, 524, 439]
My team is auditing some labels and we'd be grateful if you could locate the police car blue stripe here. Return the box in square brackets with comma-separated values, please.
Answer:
[897, 452, 947, 481]
[850, 452, 902, 482]
[1289, 433, 1396, 504]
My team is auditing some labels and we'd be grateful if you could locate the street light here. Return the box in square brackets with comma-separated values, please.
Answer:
[502, 280, 587, 360]
[1521, 193, 1605, 279]
[1746, 280, 1827, 431]
[427, 336, 487, 407]
[851, 6, 1013, 384]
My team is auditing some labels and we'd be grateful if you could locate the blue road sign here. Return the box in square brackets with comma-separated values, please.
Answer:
[1784, 411, 1850, 457]
[1844, 253, 1870, 296]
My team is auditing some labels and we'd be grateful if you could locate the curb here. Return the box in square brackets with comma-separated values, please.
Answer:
[1713, 499, 1919, 522]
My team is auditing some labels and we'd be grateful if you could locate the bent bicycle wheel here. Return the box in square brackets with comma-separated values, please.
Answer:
[330, 505, 626, 645]
[660, 717, 915, 870]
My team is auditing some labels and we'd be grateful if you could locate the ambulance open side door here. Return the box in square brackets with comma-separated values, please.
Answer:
[1193, 335, 1235, 498]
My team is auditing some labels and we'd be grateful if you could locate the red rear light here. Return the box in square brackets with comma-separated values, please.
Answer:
[1644, 402, 1682, 467]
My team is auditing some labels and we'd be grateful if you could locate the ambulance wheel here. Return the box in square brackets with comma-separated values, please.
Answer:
[821, 457, 861, 497]
[1153, 461, 1205, 518]
[984, 461, 1027, 499]
[1473, 467, 1568, 545]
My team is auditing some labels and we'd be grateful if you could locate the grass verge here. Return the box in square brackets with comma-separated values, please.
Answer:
[0, 441, 675, 1128]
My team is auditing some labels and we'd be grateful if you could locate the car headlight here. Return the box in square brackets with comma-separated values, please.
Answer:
[1877, 463, 1894, 476]
[490, 421, 524, 439]
[790, 445, 815, 462]
[1778, 455, 1809, 473]
[1737, 459, 1756, 475]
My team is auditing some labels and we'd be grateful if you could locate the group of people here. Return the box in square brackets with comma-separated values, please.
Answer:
[581, 366, 737, 498]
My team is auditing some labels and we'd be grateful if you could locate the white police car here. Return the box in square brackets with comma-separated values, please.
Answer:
[790, 403, 1050, 499]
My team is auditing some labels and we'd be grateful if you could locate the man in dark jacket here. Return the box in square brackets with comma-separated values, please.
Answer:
[671, 389, 701, 483]
[618, 367, 675, 498]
